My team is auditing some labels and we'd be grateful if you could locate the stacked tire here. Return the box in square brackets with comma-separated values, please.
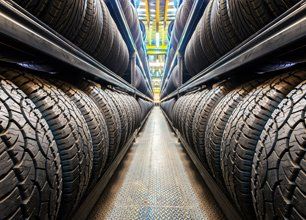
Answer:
[164, 69, 306, 219]
[0, 68, 147, 219]
[13, 0, 129, 75]
[184, 0, 299, 76]
[119, 0, 151, 81]
[163, 0, 195, 81]
[138, 98, 154, 121]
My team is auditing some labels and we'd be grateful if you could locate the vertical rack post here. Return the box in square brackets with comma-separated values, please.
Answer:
[131, 52, 137, 87]
[177, 52, 183, 87]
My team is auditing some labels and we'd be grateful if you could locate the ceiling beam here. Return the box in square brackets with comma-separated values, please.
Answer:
[156, 0, 160, 33]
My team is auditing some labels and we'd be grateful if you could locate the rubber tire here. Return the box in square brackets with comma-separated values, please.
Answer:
[199, 0, 221, 64]
[105, 90, 128, 148]
[116, 92, 133, 138]
[192, 83, 231, 165]
[185, 90, 209, 148]
[227, 0, 273, 41]
[52, 80, 109, 187]
[221, 71, 306, 219]
[251, 80, 306, 220]
[13, 0, 49, 17]
[211, 0, 240, 54]
[0, 76, 62, 220]
[80, 81, 122, 167]
[264, 0, 299, 17]
[179, 93, 196, 140]
[93, 1, 114, 64]
[3, 71, 93, 218]
[74, 0, 103, 55]
[205, 80, 262, 186]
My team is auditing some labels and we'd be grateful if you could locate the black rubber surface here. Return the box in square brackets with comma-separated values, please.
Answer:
[53, 80, 109, 187]
[3, 71, 93, 219]
[80, 81, 122, 167]
[0, 75, 62, 220]
[74, 0, 103, 55]
[192, 83, 231, 166]
[221, 71, 306, 219]
[105, 90, 128, 148]
[205, 80, 262, 186]
[211, 0, 240, 54]
[251, 80, 306, 220]
[227, 0, 273, 41]
[185, 90, 209, 148]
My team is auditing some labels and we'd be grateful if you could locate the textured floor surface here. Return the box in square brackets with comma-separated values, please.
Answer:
[88, 107, 224, 220]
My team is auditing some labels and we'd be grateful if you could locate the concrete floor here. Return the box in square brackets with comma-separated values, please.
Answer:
[88, 107, 224, 220]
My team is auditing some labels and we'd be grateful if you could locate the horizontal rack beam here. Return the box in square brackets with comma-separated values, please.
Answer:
[0, 0, 153, 102]
[161, 1, 306, 102]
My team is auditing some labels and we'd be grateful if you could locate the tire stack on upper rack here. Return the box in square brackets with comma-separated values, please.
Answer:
[0, 67, 152, 220]
[161, 1, 305, 219]
[0, 0, 154, 219]
[161, 69, 306, 220]
[118, 0, 152, 96]
[184, 0, 300, 76]
[162, 0, 195, 96]
[13, 0, 129, 75]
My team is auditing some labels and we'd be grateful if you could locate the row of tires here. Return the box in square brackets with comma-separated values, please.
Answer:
[0, 68, 152, 220]
[185, 0, 299, 76]
[14, 0, 129, 75]
[162, 69, 306, 220]
[163, 0, 195, 82]
[118, 0, 152, 90]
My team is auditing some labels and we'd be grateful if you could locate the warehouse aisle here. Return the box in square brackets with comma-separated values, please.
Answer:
[89, 107, 224, 220]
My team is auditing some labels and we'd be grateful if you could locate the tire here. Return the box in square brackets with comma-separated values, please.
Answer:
[221, 71, 306, 219]
[13, 0, 48, 17]
[3, 71, 93, 218]
[93, 1, 114, 64]
[126, 95, 138, 131]
[185, 89, 209, 148]
[227, 0, 273, 41]
[117, 93, 133, 138]
[105, 90, 128, 147]
[80, 81, 122, 167]
[192, 24, 210, 74]
[177, 94, 192, 133]
[179, 93, 196, 139]
[52, 80, 109, 187]
[0, 76, 62, 220]
[251, 80, 306, 220]
[205, 80, 262, 186]
[199, 0, 221, 64]
[17, 0, 87, 41]
[74, 0, 104, 55]
[192, 83, 231, 165]
[264, 0, 299, 17]
[211, 0, 240, 54]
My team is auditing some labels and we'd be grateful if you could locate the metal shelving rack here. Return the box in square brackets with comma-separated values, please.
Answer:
[106, 0, 154, 93]
[161, 0, 209, 89]
[161, 0, 306, 102]
[0, 0, 153, 101]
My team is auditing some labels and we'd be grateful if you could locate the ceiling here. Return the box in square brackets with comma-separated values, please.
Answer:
[136, 0, 177, 55]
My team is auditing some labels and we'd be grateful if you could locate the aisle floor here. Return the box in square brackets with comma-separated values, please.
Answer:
[89, 107, 224, 220]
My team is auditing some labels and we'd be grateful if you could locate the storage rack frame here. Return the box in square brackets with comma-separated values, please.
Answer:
[0, 0, 154, 218]
[161, 0, 306, 101]
[160, 1, 306, 219]
[0, 0, 153, 101]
